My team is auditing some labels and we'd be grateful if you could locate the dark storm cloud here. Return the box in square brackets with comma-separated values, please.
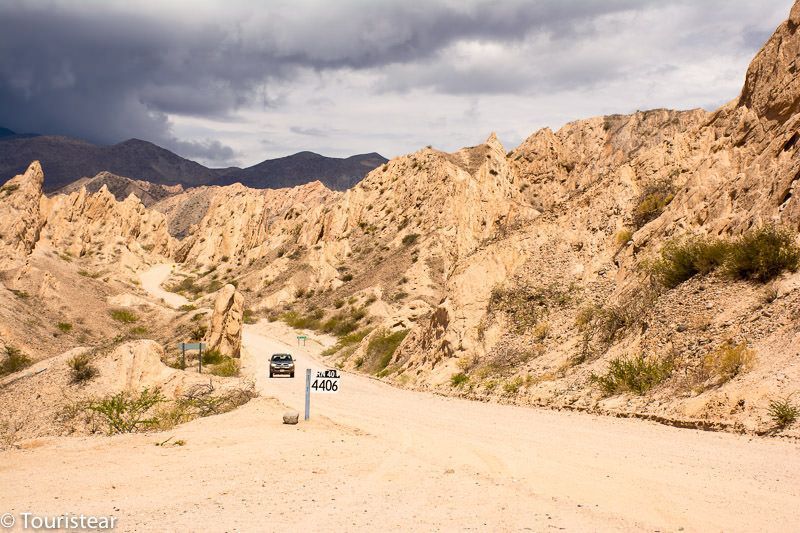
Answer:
[0, 0, 793, 164]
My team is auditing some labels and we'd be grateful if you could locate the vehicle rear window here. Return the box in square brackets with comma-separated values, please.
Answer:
[271, 354, 292, 361]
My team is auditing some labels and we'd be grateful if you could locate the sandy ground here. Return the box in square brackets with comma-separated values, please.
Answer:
[0, 265, 798, 531]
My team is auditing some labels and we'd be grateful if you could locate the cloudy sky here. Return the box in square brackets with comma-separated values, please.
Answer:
[0, 0, 793, 167]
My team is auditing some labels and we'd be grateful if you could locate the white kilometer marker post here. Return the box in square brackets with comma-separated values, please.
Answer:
[304, 368, 340, 421]
[305, 368, 311, 421]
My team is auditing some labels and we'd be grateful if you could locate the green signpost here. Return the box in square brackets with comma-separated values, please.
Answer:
[297, 335, 308, 346]
[178, 342, 206, 373]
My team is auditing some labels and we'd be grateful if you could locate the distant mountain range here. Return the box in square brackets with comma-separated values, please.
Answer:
[0, 128, 387, 191]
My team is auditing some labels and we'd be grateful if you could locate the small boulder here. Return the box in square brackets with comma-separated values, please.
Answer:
[283, 410, 300, 425]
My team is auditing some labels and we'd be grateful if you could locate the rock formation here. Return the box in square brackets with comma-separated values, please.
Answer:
[0, 161, 45, 268]
[206, 284, 244, 357]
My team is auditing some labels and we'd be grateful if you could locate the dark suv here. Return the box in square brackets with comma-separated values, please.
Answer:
[269, 353, 295, 378]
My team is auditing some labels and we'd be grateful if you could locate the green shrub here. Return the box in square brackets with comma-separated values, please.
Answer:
[503, 376, 524, 394]
[365, 329, 409, 374]
[633, 181, 675, 229]
[450, 372, 468, 387]
[341, 273, 353, 282]
[87, 387, 166, 434]
[322, 328, 373, 356]
[68, 353, 98, 383]
[201, 349, 224, 365]
[110, 309, 139, 324]
[209, 357, 239, 377]
[56, 322, 73, 333]
[243, 308, 258, 325]
[768, 396, 798, 428]
[0, 346, 32, 377]
[723, 225, 800, 282]
[591, 355, 672, 395]
[402, 233, 419, 246]
[649, 236, 730, 288]
[615, 228, 633, 246]
[179, 304, 197, 312]
[702, 340, 755, 383]
[190, 325, 207, 341]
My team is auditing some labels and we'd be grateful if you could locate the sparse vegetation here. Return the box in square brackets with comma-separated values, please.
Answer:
[56, 322, 73, 333]
[615, 228, 633, 246]
[179, 304, 197, 312]
[767, 395, 798, 428]
[648, 236, 730, 288]
[201, 349, 224, 365]
[0, 183, 20, 196]
[450, 372, 469, 387]
[702, 340, 756, 383]
[503, 376, 524, 394]
[487, 283, 573, 334]
[68, 353, 98, 383]
[723, 225, 800, 282]
[0, 345, 32, 377]
[649, 225, 799, 288]
[209, 356, 240, 377]
[591, 355, 673, 395]
[633, 180, 675, 229]
[87, 387, 166, 434]
[243, 308, 258, 324]
[110, 309, 139, 324]
[322, 329, 372, 357]
[364, 329, 409, 374]
[402, 233, 419, 246]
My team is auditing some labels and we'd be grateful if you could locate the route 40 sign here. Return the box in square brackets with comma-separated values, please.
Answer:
[311, 369, 340, 393]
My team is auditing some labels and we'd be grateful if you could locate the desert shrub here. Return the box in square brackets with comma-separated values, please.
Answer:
[450, 372, 469, 387]
[365, 329, 409, 374]
[243, 308, 258, 325]
[488, 283, 572, 333]
[533, 322, 550, 341]
[201, 349, 224, 365]
[169, 277, 203, 296]
[178, 382, 256, 417]
[56, 322, 73, 333]
[767, 396, 798, 428]
[633, 181, 675, 228]
[322, 329, 373, 357]
[281, 309, 324, 330]
[68, 353, 98, 383]
[591, 355, 672, 395]
[129, 326, 149, 336]
[190, 325, 207, 341]
[576, 304, 629, 349]
[503, 376, 524, 394]
[87, 387, 166, 434]
[402, 233, 419, 246]
[110, 309, 139, 324]
[702, 340, 756, 383]
[179, 304, 197, 312]
[723, 225, 800, 282]
[341, 273, 353, 282]
[0, 346, 32, 377]
[649, 236, 730, 288]
[209, 357, 239, 377]
[615, 228, 633, 246]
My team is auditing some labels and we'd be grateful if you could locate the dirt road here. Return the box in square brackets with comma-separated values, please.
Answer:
[1, 265, 798, 531]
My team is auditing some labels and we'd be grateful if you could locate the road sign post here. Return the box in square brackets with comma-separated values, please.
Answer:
[177, 342, 206, 374]
[297, 335, 308, 346]
[305, 368, 311, 421]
